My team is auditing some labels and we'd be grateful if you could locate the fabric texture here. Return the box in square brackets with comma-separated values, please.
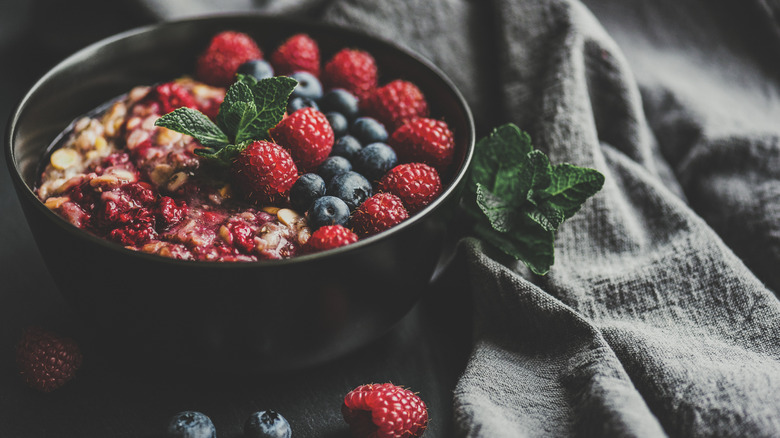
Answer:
[139, 0, 780, 436]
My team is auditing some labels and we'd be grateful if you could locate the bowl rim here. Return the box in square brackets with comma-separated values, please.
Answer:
[5, 13, 475, 269]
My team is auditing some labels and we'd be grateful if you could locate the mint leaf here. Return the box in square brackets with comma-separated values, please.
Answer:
[237, 75, 297, 141]
[154, 107, 229, 148]
[467, 123, 604, 275]
[541, 164, 605, 219]
[194, 142, 249, 168]
[216, 80, 259, 144]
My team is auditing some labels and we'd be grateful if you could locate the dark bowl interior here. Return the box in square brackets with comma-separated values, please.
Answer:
[6, 14, 474, 371]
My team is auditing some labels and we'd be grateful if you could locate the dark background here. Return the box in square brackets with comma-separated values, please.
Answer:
[0, 2, 472, 436]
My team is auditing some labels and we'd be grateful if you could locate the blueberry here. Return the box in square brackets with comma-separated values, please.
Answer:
[290, 71, 323, 100]
[351, 117, 388, 144]
[237, 59, 274, 81]
[327, 171, 373, 211]
[166, 411, 216, 438]
[290, 173, 326, 213]
[287, 96, 319, 114]
[244, 410, 292, 438]
[308, 196, 351, 229]
[317, 156, 352, 183]
[331, 135, 363, 161]
[326, 112, 349, 138]
[319, 89, 359, 120]
[354, 142, 398, 182]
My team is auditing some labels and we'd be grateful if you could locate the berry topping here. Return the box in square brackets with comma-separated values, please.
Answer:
[318, 156, 353, 183]
[351, 117, 388, 145]
[154, 82, 199, 114]
[196, 31, 263, 87]
[379, 163, 442, 213]
[308, 195, 351, 229]
[323, 49, 378, 100]
[166, 411, 216, 438]
[156, 196, 188, 229]
[306, 225, 358, 252]
[289, 71, 323, 100]
[327, 171, 373, 211]
[270, 33, 321, 77]
[270, 107, 334, 171]
[320, 88, 360, 121]
[389, 117, 455, 171]
[237, 59, 275, 81]
[244, 410, 292, 438]
[16, 326, 83, 392]
[331, 135, 363, 161]
[231, 140, 299, 205]
[351, 193, 409, 237]
[290, 173, 326, 213]
[353, 142, 398, 182]
[326, 112, 349, 138]
[342, 383, 428, 438]
[362, 79, 429, 130]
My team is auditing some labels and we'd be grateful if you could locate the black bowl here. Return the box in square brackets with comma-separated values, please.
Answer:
[5, 14, 474, 371]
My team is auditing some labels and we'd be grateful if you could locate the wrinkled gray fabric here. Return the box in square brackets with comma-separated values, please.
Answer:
[140, 0, 780, 436]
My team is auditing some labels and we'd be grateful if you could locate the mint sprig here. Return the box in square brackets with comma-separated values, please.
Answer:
[466, 123, 604, 275]
[154, 75, 297, 166]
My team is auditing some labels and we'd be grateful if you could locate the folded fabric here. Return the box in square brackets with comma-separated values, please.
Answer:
[139, 0, 780, 435]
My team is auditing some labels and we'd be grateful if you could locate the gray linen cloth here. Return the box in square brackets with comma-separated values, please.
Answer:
[141, 0, 780, 436]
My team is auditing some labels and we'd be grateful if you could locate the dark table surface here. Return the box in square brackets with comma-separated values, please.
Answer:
[0, 3, 472, 436]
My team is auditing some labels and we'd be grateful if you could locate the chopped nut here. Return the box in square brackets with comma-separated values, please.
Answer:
[110, 168, 136, 183]
[218, 184, 232, 199]
[149, 164, 174, 186]
[89, 174, 120, 188]
[44, 196, 69, 210]
[277, 208, 299, 227]
[156, 126, 183, 145]
[167, 172, 188, 192]
[94, 136, 107, 151]
[50, 148, 80, 170]
[262, 206, 280, 215]
[297, 227, 311, 245]
[218, 225, 232, 243]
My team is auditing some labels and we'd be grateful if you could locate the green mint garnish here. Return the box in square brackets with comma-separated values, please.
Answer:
[154, 75, 297, 166]
[466, 123, 604, 275]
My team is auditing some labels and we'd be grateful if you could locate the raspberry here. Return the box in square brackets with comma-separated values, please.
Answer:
[16, 326, 83, 392]
[342, 383, 428, 438]
[231, 140, 299, 205]
[350, 193, 409, 237]
[271, 33, 321, 77]
[153, 82, 198, 114]
[306, 225, 358, 252]
[362, 80, 429, 131]
[270, 107, 334, 172]
[196, 31, 263, 87]
[108, 208, 157, 246]
[378, 163, 442, 213]
[226, 219, 256, 254]
[155, 196, 188, 229]
[323, 49, 378, 100]
[389, 118, 455, 172]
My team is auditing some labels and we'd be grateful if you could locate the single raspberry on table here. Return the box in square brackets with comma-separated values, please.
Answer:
[378, 163, 442, 213]
[231, 140, 299, 205]
[306, 225, 358, 252]
[350, 193, 409, 237]
[322, 48, 378, 100]
[361, 80, 429, 131]
[270, 107, 334, 172]
[196, 31, 264, 87]
[389, 118, 455, 172]
[16, 326, 83, 392]
[342, 383, 428, 438]
[271, 33, 321, 77]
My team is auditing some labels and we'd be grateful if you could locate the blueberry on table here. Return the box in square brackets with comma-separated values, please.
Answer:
[351, 117, 388, 144]
[289, 71, 323, 100]
[317, 156, 352, 183]
[244, 410, 292, 438]
[327, 171, 373, 211]
[308, 196, 351, 229]
[319, 88, 359, 120]
[331, 135, 362, 161]
[287, 96, 319, 114]
[166, 411, 216, 438]
[354, 142, 398, 182]
[290, 173, 326, 213]
[326, 112, 349, 137]
[237, 59, 275, 80]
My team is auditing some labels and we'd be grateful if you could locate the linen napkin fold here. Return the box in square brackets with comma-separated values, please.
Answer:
[136, 0, 780, 435]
